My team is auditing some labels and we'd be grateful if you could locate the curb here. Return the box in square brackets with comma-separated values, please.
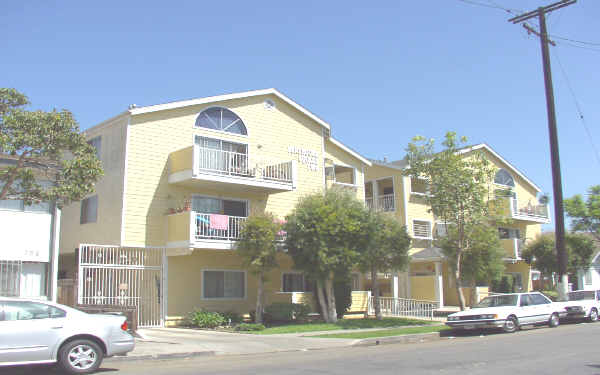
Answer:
[105, 351, 216, 363]
[353, 332, 445, 347]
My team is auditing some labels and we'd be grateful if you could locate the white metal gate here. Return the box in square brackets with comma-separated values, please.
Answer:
[78, 244, 166, 327]
[0, 260, 22, 297]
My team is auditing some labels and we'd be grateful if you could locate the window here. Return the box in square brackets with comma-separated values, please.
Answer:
[192, 196, 247, 217]
[435, 223, 449, 237]
[0, 181, 51, 213]
[585, 269, 593, 285]
[352, 273, 361, 291]
[519, 294, 532, 307]
[2, 301, 65, 321]
[87, 136, 102, 160]
[203, 270, 245, 299]
[413, 220, 432, 239]
[282, 273, 313, 292]
[0, 260, 22, 297]
[494, 169, 515, 187]
[530, 293, 551, 305]
[195, 107, 247, 135]
[331, 165, 356, 185]
[498, 228, 520, 240]
[80, 195, 98, 224]
[411, 178, 429, 195]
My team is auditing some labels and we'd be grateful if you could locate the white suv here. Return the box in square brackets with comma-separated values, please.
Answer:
[446, 292, 565, 333]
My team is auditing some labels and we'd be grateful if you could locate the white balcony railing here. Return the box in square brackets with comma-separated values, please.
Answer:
[365, 194, 395, 212]
[196, 147, 294, 184]
[509, 198, 549, 222]
[368, 296, 438, 320]
[195, 213, 247, 241]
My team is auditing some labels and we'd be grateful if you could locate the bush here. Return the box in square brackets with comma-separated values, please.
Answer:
[263, 303, 311, 323]
[334, 279, 352, 319]
[188, 310, 225, 328]
[235, 323, 265, 331]
[220, 311, 243, 325]
[492, 276, 514, 293]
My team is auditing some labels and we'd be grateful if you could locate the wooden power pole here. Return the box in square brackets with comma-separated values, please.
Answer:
[508, 0, 576, 300]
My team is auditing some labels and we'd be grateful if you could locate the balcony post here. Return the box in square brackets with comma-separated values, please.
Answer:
[373, 180, 379, 211]
[434, 262, 444, 308]
[291, 160, 298, 189]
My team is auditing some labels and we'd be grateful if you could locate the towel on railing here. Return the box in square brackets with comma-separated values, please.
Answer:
[209, 214, 229, 230]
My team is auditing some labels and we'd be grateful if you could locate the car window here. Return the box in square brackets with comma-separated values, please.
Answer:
[530, 294, 551, 305]
[520, 295, 531, 306]
[474, 294, 518, 308]
[3, 301, 66, 321]
[568, 291, 596, 301]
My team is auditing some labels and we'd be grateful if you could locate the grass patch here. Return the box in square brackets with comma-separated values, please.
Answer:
[249, 317, 435, 335]
[309, 325, 450, 339]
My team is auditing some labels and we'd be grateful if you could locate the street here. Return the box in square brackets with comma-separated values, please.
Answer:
[3, 321, 599, 375]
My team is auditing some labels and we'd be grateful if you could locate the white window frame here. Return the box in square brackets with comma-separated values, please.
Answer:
[194, 107, 249, 138]
[494, 168, 515, 188]
[410, 177, 430, 197]
[330, 164, 357, 187]
[412, 219, 433, 240]
[201, 269, 247, 300]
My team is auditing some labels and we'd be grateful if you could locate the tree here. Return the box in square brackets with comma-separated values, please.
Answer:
[0, 88, 102, 207]
[522, 233, 595, 288]
[404, 132, 496, 310]
[565, 185, 600, 241]
[358, 211, 411, 320]
[235, 213, 281, 324]
[284, 188, 368, 323]
[440, 223, 505, 305]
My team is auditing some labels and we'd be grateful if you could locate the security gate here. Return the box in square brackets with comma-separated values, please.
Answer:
[0, 260, 22, 297]
[78, 244, 166, 327]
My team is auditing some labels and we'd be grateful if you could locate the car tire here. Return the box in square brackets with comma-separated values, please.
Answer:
[503, 316, 518, 333]
[58, 339, 104, 375]
[548, 313, 560, 328]
[589, 308, 598, 322]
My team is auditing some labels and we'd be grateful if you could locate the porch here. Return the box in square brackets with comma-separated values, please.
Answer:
[364, 177, 395, 212]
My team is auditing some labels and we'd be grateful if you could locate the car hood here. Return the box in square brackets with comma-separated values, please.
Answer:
[449, 306, 514, 317]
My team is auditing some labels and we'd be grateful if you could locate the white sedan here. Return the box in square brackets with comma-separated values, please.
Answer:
[0, 298, 135, 374]
[558, 290, 600, 322]
[446, 292, 566, 333]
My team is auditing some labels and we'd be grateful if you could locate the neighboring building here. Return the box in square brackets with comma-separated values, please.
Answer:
[59, 88, 371, 326]
[363, 144, 550, 307]
[0, 157, 61, 301]
[576, 238, 600, 291]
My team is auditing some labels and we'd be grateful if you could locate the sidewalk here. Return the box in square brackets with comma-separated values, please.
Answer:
[107, 325, 447, 362]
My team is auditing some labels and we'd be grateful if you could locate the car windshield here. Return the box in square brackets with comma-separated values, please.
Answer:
[568, 291, 596, 301]
[473, 295, 518, 308]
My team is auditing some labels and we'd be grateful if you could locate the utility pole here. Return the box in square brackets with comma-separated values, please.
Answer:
[508, 0, 576, 301]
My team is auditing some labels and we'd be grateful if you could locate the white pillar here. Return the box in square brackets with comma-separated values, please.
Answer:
[373, 180, 379, 210]
[392, 274, 399, 299]
[434, 262, 444, 308]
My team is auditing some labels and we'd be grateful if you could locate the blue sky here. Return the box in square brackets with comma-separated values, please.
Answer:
[2, 1, 598, 230]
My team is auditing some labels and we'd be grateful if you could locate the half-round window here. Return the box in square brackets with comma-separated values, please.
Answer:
[195, 107, 247, 135]
[494, 169, 515, 187]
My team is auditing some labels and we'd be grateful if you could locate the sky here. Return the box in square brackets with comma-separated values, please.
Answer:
[2, 1, 599, 231]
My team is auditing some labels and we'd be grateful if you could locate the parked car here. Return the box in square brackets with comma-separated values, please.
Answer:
[446, 292, 566, 333]
[555, 290, 600, 322]
[0, 298, 135, 374]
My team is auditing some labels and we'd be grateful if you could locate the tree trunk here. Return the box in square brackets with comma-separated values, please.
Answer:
[454, 253, 466, 310]
[324, 275, 338, 323]
[371, 268, 382, 320]
[469, 279, 477, 307]
[255, 272, 264, 323]
[316, 279, 331, 322]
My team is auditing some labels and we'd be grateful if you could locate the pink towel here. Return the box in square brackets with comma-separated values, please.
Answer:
[210, 214, 229, 230]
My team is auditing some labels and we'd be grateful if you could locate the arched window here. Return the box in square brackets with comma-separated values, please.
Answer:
[195, 107, 247, 135]
[494, 169, 515, 187]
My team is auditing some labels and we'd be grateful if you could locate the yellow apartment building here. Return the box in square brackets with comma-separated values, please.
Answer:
[363, 144, 550, 308]
[58, 89, 371, 326]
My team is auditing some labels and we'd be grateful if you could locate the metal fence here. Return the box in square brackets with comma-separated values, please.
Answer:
[368, 296, 439, 320]
[0, 260, 22, 297]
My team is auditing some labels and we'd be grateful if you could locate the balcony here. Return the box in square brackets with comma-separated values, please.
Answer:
[365, 194, 395, 212]
[168, 146, 297, 193]
[508, 198, 550, 224]
[167, 211, 247, 250]
[501, 238, 524, 259]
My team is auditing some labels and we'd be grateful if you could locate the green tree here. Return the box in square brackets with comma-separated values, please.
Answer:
[565, 185, 600, 241]
[358, 212, 411, 320]
[404, 132, 497, 310]
[0, 88, 102, 206]
[522, 233, 595, 288]
[440, 223, 505, 305]
[235, 213, 281, 324]
[284, 188, 367, 323]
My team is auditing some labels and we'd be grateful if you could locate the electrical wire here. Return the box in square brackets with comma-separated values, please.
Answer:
[552, 49, 600, 167]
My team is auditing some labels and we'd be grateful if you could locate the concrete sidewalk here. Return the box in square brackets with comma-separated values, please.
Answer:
[107, 325, 447, 362]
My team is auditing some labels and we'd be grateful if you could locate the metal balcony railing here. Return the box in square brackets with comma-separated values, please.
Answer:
[365, 194, 395, 212]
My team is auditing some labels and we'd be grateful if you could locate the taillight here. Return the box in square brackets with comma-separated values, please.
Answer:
[121, 321, 128, 331]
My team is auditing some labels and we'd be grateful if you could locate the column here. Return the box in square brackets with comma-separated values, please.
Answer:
[373, 180, 379, 211]
[392, 273, 399, 299]
[434, 262, 444, 308]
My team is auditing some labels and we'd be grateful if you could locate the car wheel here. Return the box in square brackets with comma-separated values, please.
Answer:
[58, 339, 104, 375]
[589, 308, 598, 322]
[548, 313, 560, 328]
[503, 316, 518, 333]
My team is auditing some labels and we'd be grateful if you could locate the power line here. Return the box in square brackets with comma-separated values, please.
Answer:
[550, 34, 600, 47]
[556, 40, 600, 52]
[552, 49, 600, 166]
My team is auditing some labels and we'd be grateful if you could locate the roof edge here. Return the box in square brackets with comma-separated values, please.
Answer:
[328, 137, 372, 166]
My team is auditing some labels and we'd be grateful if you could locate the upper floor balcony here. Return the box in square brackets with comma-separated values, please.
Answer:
[168, 145, 297, 193]
[365, 177, 395, 212]
[507, 198, 550, 224]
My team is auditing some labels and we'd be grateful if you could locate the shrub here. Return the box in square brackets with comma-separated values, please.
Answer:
[188, 310, 225, 328]
[334, 279, 352, 319]
[293, 303, 311, 322]
[263, 303, 312, 323]
[492, 276, 514, 293]
[235, 323, 265, 331]
[220, 311, 243, 325]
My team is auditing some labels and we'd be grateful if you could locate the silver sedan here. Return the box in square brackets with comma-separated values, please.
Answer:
[0, 298, 135, 374]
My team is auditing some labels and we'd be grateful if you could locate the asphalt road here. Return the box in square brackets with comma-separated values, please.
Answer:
[3, 321, 600, 375]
